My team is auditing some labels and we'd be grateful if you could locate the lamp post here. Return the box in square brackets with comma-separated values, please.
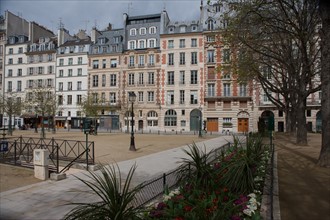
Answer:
[129, 92, 136, 151]
[199, 106, 202, 138]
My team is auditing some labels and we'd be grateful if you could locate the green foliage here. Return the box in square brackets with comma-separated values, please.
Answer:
[64, 164, 143, 220]
[176, 143, 214, 187]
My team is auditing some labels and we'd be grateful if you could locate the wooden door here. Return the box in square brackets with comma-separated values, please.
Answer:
[207, 118, 218, 132]
[238, 118, 249, 132]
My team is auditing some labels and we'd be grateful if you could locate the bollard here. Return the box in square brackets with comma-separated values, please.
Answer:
[34, 149, 49, 180]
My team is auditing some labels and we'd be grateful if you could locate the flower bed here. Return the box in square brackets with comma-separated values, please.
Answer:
[143, 135, 271, 220]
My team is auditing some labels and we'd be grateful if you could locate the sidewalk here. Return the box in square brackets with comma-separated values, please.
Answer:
[0, 136, 232, 220]
[274, 133, 330, 220]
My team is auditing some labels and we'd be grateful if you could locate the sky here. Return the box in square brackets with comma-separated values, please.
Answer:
[1, 0, 202, 34]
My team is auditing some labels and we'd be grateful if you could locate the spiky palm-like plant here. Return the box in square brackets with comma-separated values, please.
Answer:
[64, 164, 142, 220]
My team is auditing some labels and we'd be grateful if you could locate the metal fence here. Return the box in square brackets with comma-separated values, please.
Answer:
[133, 142, 233, 208]
[0, 136, 95, 174]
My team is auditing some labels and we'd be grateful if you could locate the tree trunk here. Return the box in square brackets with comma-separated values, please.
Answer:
[317, 0, 330, 167]
[296, 98, 307, 145]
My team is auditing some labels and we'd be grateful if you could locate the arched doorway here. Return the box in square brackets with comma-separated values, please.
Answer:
[237, 111, 250, 133]
[259, 110, 275, 133]
[138, 120, 143, 130]
[316, 111, 322, 132]
[190, 109, 202, 131]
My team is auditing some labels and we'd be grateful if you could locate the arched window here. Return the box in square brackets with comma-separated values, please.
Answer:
[130, 28, 136, 36]
[164, 109, 177, 126]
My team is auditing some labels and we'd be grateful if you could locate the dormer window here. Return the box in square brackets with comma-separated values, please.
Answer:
[99, 38, 105, 44]
[169, 27, 174, 33]
[192, 25, 197, 31]
[149, 26, 156, 34]
[19, 36, 25, 43]
[39, 37, 45, 43]
[9, 37, 16, 44]
[130, 28, 137, 36]
[207, 19, 214, 30]
[140, 27, 146, 35]
[114, 36, 121, 43]
[69, 46, 74, 53]
[180, 26, 186, 33]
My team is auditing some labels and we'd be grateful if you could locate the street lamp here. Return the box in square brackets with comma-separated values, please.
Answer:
[129, 92, 136, 151]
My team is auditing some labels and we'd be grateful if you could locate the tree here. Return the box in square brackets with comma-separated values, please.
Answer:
[215, 0, 321, 145]
[317, 0, 330, 167]
[0, 93, 23, 135]
[26, 87, 58, 138]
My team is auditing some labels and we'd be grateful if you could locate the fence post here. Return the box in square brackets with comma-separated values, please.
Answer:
[14, 140, 17, 165]
[92, 142, 95, 164]
[163, 173, 167, 194]
[56, 144, 59, 173]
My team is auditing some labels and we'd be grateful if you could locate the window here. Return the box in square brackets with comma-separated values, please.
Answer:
[180, 90, 185, 104]
[77, 68, 82, 76]
[68, 69, 72, 76]
[8, 69, 12, 77]
[128, 73, 135, 85]
[77, 111, 82, 117]
[168, 53, 174, 65]
[17, 81, 22, 92]
[168, 40, 174, 49]
[93, 75, 99, 87]
[110, 59, 117, 68]
[130, 28, 136, 36]
[207, 50, 215, 63]
[92, 93, 98, 104]
[147, 91, 154, 102]
[164, 110, 177, 126]
[180, 52, 185, 65]
[129, 56, 135, 67]
[77, 81, 82, 90]
[179, 39, 185, 48]
[279, 110, 283, 117]
[148, 39, 156, 48]
[38, 79, 43, 87]
[58, 96, 63, 105]
[139, 55, 145, 66]
[8, 58, 13, 64]
[207, 35, 215, 42]
[138, 91, 144, 102]
[140, 28, 146, 35]
[306, 110, 311, 117]
[110, 92, 116, 104]
[28, 80, 33, 88]
[48, 54, 53, 61]
[190, 70, 198, 84]
[224, 83, 231, 96]
[18, 57, 23, 64]
[59, 59, 64, 66]
[68, 58, 73, 65]
[138, 72, 144, 85]
[263, 65, 272, 79]
[68, 82, 72, 91]
[180, 71, 185, 85]
[191, 38, 197, 47]
[190, 90, 198, 104]
[180, 26, 186, 33]
[207, 19, 214, 30]
[77, 95, 82, 104]
[78, 57, 83, 65]
[208, 84, 215, 97]
[139, 40, 145, 49]
[129, 40, 136, 49]
[110, 74, 117, 86]
[17, 69, 22, 76]
[148, 72, 154, 85]
[167, 71, 174, 85]
[239, 83, 247, 96]
[102, 74, 106, 87]
[28, 67, 33, 75]
[181, 120, 186, 127]
[38, 67, 43, 74]
[29, 56, 34, 63]
[59, 82, 63, 91]
[102, 59, 106, 68]
[7, 81, 12, 92]
[263, 89, 270, 102]
[191, 52, 198, 64]
[48, 66, 53, 74]
[223, 118, 232, 123]
[67, 95, 72, 105]
[149, 26, 156, 34]
[9, 48, 13, 54]
[167, 91, 175, 105]
[101, 92, 106, 103]
[93, 60, 99, 69]
[223, 49, 230, 62]
[148, 54, 155, 66]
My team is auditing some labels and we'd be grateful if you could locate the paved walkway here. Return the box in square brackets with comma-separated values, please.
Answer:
[0, 136, 233, 220]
